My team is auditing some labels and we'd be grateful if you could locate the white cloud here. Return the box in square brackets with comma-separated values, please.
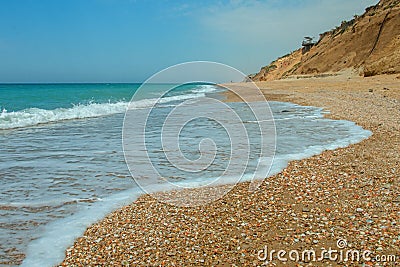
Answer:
[192, 0, 378, 73]
[200, 0, 379, 45]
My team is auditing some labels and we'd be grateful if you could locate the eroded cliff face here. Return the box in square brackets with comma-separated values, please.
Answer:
[251, 50, 302, 81]
[252, 0, 400, 81]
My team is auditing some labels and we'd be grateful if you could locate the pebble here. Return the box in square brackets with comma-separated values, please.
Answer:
[383, 183, 391, 189]
[57, 76, 400, 267]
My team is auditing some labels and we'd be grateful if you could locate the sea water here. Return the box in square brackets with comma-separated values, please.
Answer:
[0, 83, 371, 266]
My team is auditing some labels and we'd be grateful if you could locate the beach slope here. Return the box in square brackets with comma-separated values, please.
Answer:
[60, 74, 400, 266]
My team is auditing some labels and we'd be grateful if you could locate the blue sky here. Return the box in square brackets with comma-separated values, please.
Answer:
[0, 0, 379, 83]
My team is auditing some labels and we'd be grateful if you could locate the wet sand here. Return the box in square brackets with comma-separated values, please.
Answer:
[59, 73, 400, 266]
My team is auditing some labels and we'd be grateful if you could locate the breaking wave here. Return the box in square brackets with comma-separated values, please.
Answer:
[0, 92, 211, 130]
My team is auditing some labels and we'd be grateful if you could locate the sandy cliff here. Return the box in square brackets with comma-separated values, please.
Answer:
[252, 0, 400, 81]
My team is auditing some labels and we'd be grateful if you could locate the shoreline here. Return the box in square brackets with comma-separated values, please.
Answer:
[59, 73, 400, 266]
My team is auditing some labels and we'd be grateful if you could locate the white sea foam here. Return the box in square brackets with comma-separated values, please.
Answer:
[20, 187, 143, 267]
[0, 93, 207, 130]
[0, 102, 128, 130]
[190, 84, 220, 94]
[127, 93, 205, 110]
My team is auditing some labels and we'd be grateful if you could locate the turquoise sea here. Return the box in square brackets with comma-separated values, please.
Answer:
[0, 83, 371, 266]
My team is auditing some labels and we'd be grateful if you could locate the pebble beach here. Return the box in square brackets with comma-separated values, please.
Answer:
[59, 73, 400, 266]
